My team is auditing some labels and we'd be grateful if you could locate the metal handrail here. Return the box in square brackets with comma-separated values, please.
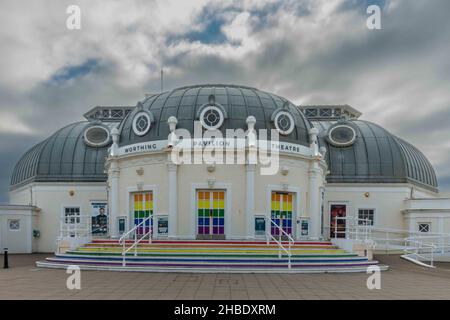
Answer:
[404, 237, 437, 267]
[328, 216, 450, 267]
[403, 234, 450, 267]
[328, 216, 372, 241]
[119, 216, 153, 266]
[265, 217, 293, 269]
[325, 216, 449, 236]
[59, 214, 93, 238]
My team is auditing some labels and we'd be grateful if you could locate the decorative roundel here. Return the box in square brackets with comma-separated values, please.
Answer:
[83, 125, 111, 147]
[328, 124, 356, 147]
[199, 106, 224, 130]
[132, 111, 151, 136]
[274, 111, 295, 135]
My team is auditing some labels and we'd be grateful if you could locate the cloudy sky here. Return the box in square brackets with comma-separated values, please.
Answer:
[0, 0, 449, 202]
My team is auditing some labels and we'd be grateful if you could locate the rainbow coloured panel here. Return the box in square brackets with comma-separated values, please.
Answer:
[197, 190, 225, 235]
[133, 191, 153, 235]
[271, 192, 293, 236]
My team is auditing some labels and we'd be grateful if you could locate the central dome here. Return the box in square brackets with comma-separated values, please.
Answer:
[118, 84, 311, 147]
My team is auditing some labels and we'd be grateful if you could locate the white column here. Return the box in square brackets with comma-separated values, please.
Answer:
[246, 164, 255, 239]
[109, 160, 120, 238]
[308, 162, 321, 240]
[167, 162, 178, 238]
[245, 116, 257, 239]
[307, 127, 321, 240]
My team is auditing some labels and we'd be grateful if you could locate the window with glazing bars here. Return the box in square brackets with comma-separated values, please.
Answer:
[358, 209, 374, 226]
[64, 207, 81, 224]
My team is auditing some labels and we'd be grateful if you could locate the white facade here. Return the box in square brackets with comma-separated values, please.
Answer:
[403, 198, 450, 234]
[105, 151, 326, 241]
[0, 205, 37, 253]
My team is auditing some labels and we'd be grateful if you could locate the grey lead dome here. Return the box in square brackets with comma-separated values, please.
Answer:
[314, 120, 438, 191]
[118, 84, 312, 147]
[10, 122, 112, 189]
[10, 84, 438, 192]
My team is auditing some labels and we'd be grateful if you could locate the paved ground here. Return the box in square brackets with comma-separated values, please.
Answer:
[1, 254, 450, 299]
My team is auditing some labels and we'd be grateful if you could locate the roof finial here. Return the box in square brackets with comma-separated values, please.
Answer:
[208, 94, 215, 105]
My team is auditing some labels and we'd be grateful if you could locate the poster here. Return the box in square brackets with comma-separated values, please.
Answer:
[254, 217, 266, 236]
[91, 202, 108, 235]
[330, 204, 346, 238]
[158, 216, 168, 236]
[301, 219, 309, 236]
[118, 217, 126, 235]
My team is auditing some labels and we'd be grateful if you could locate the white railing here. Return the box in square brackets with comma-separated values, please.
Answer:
[328, 217, 417, 249]
[403, 234, 450, 268]
[404, 237, 437, 268]
[56, 215, 93, 253]
[326, 216, 373, 240]
[59, 214, 92, 238]
[265, 217, 294, 269]
[327, 216, 450, 268]
[119, 216, 153, 267]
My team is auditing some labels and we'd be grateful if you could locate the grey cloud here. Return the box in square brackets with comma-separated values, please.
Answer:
[0, 134, 42, 203]
[1, 0, 450, 203]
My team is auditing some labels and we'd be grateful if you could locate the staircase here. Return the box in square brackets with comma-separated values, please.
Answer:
[36, 239, 387, 273]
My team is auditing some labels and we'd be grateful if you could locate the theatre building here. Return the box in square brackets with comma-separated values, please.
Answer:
[1, 84, 449, 272]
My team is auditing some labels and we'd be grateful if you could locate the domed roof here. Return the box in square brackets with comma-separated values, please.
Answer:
[119, 84, 312, 147]
[10, 121, 113, 189]
[10, 85, 439, 193]
[313, 120, 438, 191]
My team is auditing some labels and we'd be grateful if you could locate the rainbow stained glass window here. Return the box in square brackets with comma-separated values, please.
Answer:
[132, 191, 153, 235]
[197, 190, 225, 235]
[271, 192, 293, 236]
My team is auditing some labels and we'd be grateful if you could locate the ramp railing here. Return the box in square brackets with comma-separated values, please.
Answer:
[327, 216, 450, 268]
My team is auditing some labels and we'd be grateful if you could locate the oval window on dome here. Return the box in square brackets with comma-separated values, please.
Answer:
[132, 111, 151, 136]
[274, 111, 295, 135]
[84, 126, 111, 147]
[328, 124, 356, 147]
[200, 106, 224, 130]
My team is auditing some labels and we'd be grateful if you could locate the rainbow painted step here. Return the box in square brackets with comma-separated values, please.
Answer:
[36, 240, 388, 273]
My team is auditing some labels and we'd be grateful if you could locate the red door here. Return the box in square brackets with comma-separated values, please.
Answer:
[330, 204, 346, 238]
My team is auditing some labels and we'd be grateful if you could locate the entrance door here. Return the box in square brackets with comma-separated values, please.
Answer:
[132, 191, 153, 236]
[197, 190, 225, 240]
[330, 204, 346, 238]
[270, 192, 293, 237]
